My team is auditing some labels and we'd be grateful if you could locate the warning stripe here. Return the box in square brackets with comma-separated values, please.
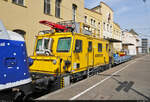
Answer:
[61, 77, 64, 88]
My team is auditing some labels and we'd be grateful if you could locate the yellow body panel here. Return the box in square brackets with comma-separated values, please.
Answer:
[30, 56, 61, 74]
[29, 32, 110, 75]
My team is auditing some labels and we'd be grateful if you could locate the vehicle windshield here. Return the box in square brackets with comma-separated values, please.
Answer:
[57, 37, 71, 52]
[36, 38, 50, 52]
[36, 39, 42, 51]
[44, 39, 49, 49]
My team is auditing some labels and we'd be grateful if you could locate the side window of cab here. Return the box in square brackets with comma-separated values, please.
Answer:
[88, 41, 92, 52]
[74, 39, 82, 53]
[98, 43, 102, 52]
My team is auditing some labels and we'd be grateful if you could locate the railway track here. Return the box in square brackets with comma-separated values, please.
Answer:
[30, 55, 146, 101]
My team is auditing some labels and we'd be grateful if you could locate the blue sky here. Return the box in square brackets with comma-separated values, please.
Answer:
[85, 0, 150, 40]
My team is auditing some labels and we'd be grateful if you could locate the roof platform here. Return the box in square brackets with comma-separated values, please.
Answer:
[122, 43, 134, 46]
[105, 38, 122, 43]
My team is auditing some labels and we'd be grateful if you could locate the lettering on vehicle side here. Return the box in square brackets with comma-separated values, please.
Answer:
[95, 54, 103, 57]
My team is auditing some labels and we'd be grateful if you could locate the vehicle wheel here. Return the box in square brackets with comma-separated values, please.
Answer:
[13, 91, 24, 102]
[23, 94, 35, 102]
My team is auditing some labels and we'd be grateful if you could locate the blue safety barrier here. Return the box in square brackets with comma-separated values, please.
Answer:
[113, 54, 132, 65]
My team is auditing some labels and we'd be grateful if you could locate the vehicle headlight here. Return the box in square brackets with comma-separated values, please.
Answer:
[53, 60, 57, 65]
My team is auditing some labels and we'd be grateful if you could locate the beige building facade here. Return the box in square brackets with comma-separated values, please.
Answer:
[0, 0, 84, 55]
[84, 2, 114, 39]
[1, 0, 125, 55]
[84, 8, 103, 38]
[113, 22, 122, 52]
[122, 31, 137, 55]
[91, 2, 114, 39]
[84, 2, 122, 53]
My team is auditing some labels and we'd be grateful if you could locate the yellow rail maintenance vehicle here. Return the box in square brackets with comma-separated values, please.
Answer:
[29, 20, 111, 91]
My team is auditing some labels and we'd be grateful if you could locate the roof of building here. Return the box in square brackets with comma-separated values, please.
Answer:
[105, 38, 122, 42]
[113, 22, 121, 29]
[129, 29, 139, 35]
[85, 8, 102, 15]
[91, 2, 113, 12]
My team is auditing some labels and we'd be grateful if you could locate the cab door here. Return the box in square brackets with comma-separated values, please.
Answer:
[93, 41, 105, 66]
[87, 40, 94, 68]
[105, 43, 110, 64]
[72, 36, 87, 73]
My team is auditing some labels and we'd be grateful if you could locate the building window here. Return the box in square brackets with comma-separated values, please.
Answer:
[12, 0, 24, 6]
[98, 22, 101, 35]
[55, 0, 61, 18]
[110, 26, 112, 33]
[93, 20, 96, 27]
[44, 0, 51, 15]
[84, 16, 87, 23]
[107, 24, 109, 32]
[91, 19, 93, 25]
[103, 22, 105, 31]
[98, 30, 100, 37]
[72, 4, 77, 21]
[98, 22, 101, 29]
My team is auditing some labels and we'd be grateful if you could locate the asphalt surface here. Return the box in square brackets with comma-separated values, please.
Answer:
[37, 54, 150, 100]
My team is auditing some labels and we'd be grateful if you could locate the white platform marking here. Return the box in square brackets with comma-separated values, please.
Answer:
[70, 60, 137, 100]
